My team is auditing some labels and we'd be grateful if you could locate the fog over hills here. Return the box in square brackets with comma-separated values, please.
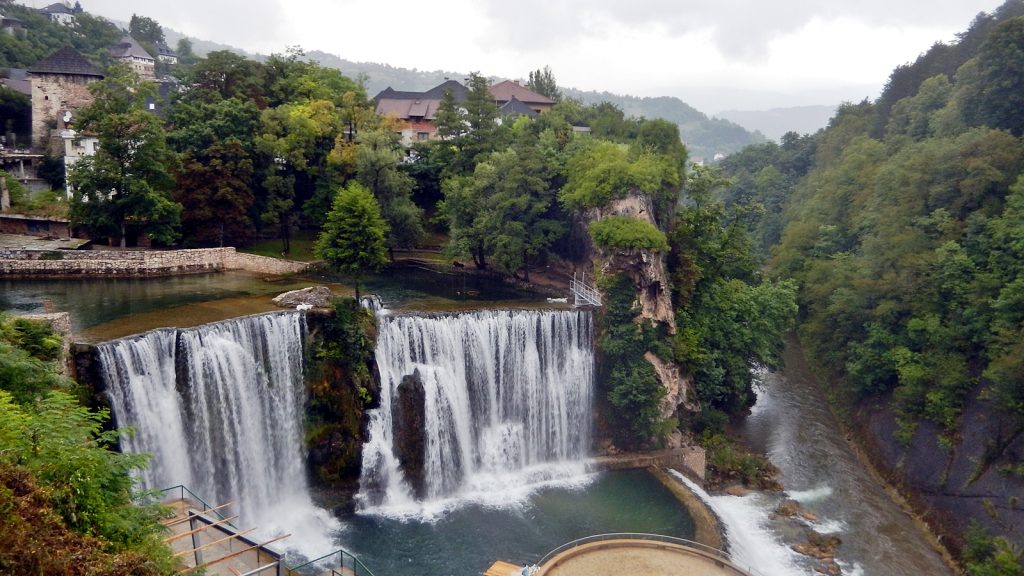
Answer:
[717, 105, 838, 141]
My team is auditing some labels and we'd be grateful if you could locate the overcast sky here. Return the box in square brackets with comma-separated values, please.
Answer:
[60, 0, 1006, 112]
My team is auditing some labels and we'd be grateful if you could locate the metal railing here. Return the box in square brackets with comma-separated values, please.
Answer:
[535, 533, 765, 576]
[154, 484, 240, 530]
[287, 548, 376, 576]
[570, 272, 602, 307]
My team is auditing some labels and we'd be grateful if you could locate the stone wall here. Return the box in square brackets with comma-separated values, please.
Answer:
[0, 247, 312, 277]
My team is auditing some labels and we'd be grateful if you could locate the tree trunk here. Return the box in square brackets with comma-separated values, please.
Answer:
[279, 214, 291, 254]
[522, 250, 530, 282]
[120, 221, 126, 248]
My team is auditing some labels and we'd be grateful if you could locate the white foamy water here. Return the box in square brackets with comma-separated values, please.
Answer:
[358, 309, 594, 519]
[670, 470, 810, 576]
[100, 312, 339, 559]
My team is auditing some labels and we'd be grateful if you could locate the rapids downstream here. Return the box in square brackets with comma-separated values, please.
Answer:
[682, 341, 954, 576]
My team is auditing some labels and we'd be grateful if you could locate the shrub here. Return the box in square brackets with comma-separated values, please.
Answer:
[589, 215, 669, 252]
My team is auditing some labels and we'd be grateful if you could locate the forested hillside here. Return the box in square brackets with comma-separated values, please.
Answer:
[720, 1, 1024, 571]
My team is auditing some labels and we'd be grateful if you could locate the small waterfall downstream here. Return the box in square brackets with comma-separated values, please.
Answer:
[99, 312, 337, 557]
[359, 309, 594, 515]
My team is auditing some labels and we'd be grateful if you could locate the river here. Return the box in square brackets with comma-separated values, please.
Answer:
[731, 340, 953, 575]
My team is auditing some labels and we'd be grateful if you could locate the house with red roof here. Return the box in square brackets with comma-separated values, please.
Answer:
[374, 78, 554, 145]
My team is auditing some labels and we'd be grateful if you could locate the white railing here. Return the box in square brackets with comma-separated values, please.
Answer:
[571, 272, 602, 307]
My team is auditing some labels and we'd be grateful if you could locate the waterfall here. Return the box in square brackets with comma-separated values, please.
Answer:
[99, 312, 338, 558]
[358, 308, 594, 516]
[669, 470, 809, 576]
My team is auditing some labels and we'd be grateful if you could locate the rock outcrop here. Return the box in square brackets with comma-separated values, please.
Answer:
[587, 192, 697, 421]
[392, 370, 427, 499]
[272, 286, 333, 309]
[592, 194, 676, 333]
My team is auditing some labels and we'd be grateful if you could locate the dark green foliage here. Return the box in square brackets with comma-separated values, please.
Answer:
[37, 154, 65, 190]
[0, 314, 175, 573]
[439, 120, 567, 275]
[315, 182, 389, 296]
[589, 215, 669, 252]
[69, 64, 180, 247]
[526, 66, 561, 101]
[355, 126, 423, 253]
[669, 167, 797, 415]
[0, 84, 30, 147]
[968, 16, 1024, 136]
[307, 299, 379, 485]
[0, 314, 68, 404]
[964, 520, 1024, 576]
[0, 5, 121, 69]
[597, 275, 669, 447]
[128, 15, 164, 47]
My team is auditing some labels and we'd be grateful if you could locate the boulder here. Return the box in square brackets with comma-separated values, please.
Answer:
[392, 370, 427, 499]
[272, 286, 333, 309]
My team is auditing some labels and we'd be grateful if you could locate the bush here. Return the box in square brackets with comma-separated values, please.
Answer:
[589, 215, 669, 252]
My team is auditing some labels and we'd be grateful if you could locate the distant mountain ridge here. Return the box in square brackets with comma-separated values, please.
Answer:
[717, 105, 837, 141]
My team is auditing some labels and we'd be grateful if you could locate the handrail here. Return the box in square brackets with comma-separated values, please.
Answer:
[534, 533, 764, 576]
[153, 484, 239, 530]
[287, 547, 376, 576]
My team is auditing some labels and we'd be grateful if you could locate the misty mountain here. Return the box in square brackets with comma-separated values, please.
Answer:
[717, 105, 837, 141]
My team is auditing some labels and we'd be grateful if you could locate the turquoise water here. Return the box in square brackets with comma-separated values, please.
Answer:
[336, 470, 695, 576]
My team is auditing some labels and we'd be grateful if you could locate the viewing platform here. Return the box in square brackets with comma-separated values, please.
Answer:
[486, 534, 759, 576]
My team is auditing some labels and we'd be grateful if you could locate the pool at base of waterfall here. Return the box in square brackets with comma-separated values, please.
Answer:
[329, 469, 695, 576]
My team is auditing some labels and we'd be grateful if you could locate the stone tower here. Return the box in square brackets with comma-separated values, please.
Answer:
[27, 46, 104, 152]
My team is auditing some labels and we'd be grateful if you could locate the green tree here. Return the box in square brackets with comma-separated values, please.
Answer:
[128, 14, 164, 46]
[68, 63, 180, 247]
[526, 65, 561, 101]
[967, 16, 1024, 135]
[315, 182, 389, 298]
[355, 125, 423, 256]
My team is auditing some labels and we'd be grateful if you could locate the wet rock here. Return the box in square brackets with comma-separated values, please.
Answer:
[777, 498, 802, 517]
[814, 559, 843, 575]
[723, 485, 751, 497]
[794, 530, 843, 560]
[392, 369, 427, 499]
[272, 286, 333, 308]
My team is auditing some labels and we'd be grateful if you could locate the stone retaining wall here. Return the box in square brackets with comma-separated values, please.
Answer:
[0, 247, 312, 277]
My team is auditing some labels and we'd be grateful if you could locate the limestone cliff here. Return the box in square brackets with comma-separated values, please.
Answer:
[585, 192, 698, 422]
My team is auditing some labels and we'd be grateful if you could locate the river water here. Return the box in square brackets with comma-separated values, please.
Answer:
[732, 340, 953, 576]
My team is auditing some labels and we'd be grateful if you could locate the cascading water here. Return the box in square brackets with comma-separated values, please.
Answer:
[359, 309, 594, 516]
[99, 312, 338, 557]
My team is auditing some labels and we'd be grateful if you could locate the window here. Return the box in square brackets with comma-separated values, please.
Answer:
[417, 132, 429, 141]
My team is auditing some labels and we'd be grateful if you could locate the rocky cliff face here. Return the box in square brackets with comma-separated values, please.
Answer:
[586, 192, 697, 422]
[855, 385, 1024, 557]
[591, 194, 677, 334]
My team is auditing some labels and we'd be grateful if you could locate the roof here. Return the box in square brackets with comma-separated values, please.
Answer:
[27, 47, 104, 77]
[157, 45, 177, 57]
[373, 79, 469, 104]
[490, 80, 554, 105]
[110, 35, 154, 61]
[375, 97, 442, 121]
[2, 78, 31, 97]
[40, 3, 73, 14]
[499, 96, 538, 118]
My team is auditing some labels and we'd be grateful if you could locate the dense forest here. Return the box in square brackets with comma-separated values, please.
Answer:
[720, 2, 1024, 572]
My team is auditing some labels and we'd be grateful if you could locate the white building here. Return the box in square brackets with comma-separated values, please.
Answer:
[39, 3, 75, 26]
